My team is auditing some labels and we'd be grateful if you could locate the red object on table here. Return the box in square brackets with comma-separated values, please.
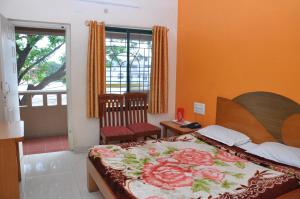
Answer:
[176, 108, 184, 122]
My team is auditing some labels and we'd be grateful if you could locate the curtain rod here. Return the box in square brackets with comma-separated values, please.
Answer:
[84, 20, 152, 31]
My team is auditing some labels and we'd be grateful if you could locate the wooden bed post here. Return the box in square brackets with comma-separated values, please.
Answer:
[87, 171, 98, 192]
[86, 158, 117, 199]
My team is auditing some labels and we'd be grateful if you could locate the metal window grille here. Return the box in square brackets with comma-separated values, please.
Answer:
[105, 27, 152, 94]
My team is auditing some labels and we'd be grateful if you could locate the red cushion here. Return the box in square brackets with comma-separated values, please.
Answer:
[127, 123, 161, 134]
[101, 126, 133, 138]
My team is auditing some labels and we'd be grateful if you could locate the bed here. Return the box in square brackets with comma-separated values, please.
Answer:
[87, 91, 300, 199]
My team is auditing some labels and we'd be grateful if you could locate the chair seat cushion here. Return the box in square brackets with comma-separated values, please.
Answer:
[101, 126, 133, 138]
[127, 123, 161, 134]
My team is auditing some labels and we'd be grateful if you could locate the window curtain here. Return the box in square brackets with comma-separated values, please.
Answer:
[87, 21, 106, 118]
[149, 26, 169, 114]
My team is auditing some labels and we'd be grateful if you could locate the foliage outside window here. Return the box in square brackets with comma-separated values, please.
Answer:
[15, 28, 66, 106]
[16, 29, 66, 92]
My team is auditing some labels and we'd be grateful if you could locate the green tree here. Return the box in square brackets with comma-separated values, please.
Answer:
[106, 44, 127, 68]
[16, 34, 66, 91]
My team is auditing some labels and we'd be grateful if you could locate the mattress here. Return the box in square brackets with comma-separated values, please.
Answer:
[89, 133, 300, 199]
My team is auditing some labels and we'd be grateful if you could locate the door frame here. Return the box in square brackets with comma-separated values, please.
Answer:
[9, 19, 74, 150]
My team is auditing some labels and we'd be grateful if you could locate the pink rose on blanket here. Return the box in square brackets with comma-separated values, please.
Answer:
[156, 157, 179, 164]
[91, 147, 116, 158]
[148, 148, 158, 156]
[145, 197, 165, 199]
[142, 162, 193, 190]
[193, 168, 225, 182]
[216, 151, 246, 162]
[171, 148, 214, 166]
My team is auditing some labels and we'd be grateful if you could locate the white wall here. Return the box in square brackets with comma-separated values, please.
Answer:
[0, 0, 178, 150]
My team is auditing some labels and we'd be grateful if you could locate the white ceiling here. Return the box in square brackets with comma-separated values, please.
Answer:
[76, 0, 141, 8]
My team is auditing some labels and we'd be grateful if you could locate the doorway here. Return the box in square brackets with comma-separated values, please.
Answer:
[11, 20, 72, 155]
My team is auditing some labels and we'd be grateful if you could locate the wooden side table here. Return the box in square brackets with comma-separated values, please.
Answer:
[160, 121, 201, 138]
[0, 121, 24, 199]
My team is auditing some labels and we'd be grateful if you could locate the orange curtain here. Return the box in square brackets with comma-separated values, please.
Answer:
[149, 26, 169, 114]
[87, 21, 106, 118]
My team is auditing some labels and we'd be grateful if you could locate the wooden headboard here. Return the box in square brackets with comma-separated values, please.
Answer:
[216, 92, 300, 147]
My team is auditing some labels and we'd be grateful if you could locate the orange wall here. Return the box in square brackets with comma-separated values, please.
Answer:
[176, 0, 300, 126]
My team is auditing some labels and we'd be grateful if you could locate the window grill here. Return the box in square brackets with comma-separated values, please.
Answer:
[105, 27, 152, 94]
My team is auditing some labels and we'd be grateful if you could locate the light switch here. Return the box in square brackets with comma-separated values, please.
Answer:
[194, 102, 205, 115]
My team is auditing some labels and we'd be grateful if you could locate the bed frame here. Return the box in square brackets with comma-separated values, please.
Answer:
[87, 158, 117, 199]
[216, 92, 300, 147]
[87, 91, 300, 199]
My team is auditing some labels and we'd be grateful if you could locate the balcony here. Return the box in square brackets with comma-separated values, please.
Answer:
[19, 90, 67, 139]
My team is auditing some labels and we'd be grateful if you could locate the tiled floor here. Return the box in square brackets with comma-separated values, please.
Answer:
[23, 135, 69, 155]
[21, 151, 103, 199]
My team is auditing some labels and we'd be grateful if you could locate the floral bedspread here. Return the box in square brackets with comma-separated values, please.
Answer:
[89, 133, 299, 199]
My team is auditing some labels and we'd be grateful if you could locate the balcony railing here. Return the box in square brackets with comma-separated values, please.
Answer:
[18, 90, 67, 138]
[19, 90, 67, 107]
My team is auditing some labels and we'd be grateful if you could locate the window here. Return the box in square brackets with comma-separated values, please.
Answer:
[105, 27, 152, 94]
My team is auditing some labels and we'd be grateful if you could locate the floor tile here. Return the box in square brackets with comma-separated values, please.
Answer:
[21, 151, 103, 199]
[24, 172, 81, 199]
[23, 151, 80, 177]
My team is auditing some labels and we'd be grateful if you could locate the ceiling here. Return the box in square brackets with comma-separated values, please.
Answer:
[76, 0, 141, 8]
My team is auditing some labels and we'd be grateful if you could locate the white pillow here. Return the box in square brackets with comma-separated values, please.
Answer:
[197, 125, 251, 146]
[247, 142, 300, 168]
[238, 142, 258, 151]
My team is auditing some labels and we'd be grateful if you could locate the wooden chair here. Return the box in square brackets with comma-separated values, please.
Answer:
[99, 94, 134, 144]
[124, 93, 161, 139]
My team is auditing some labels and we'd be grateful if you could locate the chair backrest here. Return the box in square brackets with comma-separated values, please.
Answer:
[124, 93, 148, 125]
[98, 94, 124, 128]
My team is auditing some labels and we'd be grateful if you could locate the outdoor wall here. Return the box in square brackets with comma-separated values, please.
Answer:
[0, 0, 178, 150]
[21, 106, 67, 138]
[176, 0, 300, 126]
